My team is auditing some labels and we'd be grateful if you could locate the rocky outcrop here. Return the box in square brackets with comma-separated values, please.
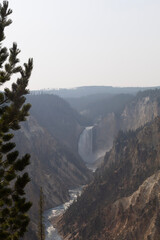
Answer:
[121, 95, 160, 131]
[58, 116, 160, 240]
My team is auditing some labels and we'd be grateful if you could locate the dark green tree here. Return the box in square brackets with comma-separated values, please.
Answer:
[38, 187, 45, 240]
[0, 1, 33, 239]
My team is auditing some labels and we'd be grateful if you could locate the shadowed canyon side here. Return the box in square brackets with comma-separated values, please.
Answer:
[14, 115, 92, 240]
[57, 116, 160, 240]
[27, 94, 86, 153]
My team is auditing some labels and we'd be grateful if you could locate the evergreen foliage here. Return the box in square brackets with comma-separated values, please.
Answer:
[38, 187, 45, 240]
[0, 1, 33, 239]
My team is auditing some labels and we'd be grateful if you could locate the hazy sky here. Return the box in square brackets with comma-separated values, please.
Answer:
[4, 0, 160, 90]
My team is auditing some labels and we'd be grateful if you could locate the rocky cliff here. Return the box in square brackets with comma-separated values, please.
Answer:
[93, 89, 160, 160]
[103, 171, 160, 240]
[121, 90, 160, 131]
[58, 116, 160, 240]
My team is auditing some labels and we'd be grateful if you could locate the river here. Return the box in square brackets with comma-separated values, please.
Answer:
[44, 125, 96, 239]
[44, 187, 83, 240]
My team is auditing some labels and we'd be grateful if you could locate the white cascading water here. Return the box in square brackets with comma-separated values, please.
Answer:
[44, 187, 83, 240]
[78, 126, 94, 163]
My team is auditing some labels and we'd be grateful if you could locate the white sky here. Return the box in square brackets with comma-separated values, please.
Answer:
[3, 0, 160, 90]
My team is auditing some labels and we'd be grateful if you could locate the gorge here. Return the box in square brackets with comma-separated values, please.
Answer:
[14, 87, 160, 239]
[56, 88, 160, 240]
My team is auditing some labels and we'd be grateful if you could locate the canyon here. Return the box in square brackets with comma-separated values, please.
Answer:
[13, 87, 160, 239]
[57, 88, 160, 240]
[58, 115, 160, 239]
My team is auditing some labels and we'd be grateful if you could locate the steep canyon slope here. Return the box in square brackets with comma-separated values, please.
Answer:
[14, 94, 92, 239]
[27, 94, 86, 152]
[13, 89, 160, 239]
[58, 116, 160, 240]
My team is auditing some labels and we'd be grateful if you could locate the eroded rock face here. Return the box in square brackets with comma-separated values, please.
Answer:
[93, 91, 160, 161]
[121, 96, 160, 131]
[58, 117, 160, 240]
[103, 171, 160, 240]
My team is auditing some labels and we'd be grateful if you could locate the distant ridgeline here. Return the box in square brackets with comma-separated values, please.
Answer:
[31, 85, 160, 98]
[27, 87, 160, 164]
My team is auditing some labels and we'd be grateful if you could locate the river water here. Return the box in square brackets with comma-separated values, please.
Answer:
[44, 126, 96, 239]
[44, 187, 83, 240]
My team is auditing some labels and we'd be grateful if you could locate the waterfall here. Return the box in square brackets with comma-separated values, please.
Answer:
[78, 126, 94, 163]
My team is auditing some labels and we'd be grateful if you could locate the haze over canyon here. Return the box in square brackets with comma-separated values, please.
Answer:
[11, 85, 160, 239]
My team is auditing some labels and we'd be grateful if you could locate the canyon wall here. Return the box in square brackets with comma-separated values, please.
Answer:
[58, 116, 160, 240]
[93, 90, 160, 160]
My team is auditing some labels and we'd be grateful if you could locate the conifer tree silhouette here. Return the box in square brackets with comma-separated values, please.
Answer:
[0, 1, 33, 239]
